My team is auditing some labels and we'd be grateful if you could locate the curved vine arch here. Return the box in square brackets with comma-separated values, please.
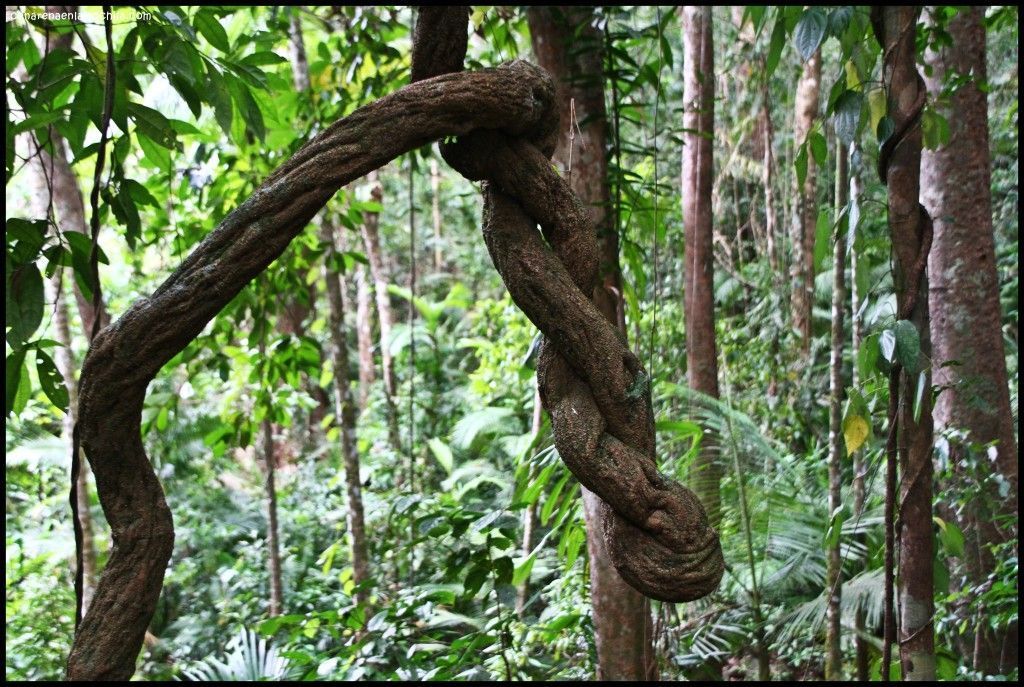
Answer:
[66, 8, 722, 680]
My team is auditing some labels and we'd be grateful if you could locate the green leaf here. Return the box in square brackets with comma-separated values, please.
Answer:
[793, 9, 827, 61]
[794, 141, 808, 187]
[858, 333, 880, 381]
[35, 349, 69, 412]
[127, 102, 176, 148]
[809, 130, 827, 167]
[512, 553, 536, 587]
[194, 9, 231, 52]
[880, 328, 897, 364]
[833, 89, 863, 145]
[205, 62, 234, 137]
[6, 262, 44, 345]
[13, 358, 32, 416]
[765, 18, 786, 78]
[136, 131, 171, 170]
[6, 350, 27, 416]
[894, 319, 920, 373]
[934, 516, 965, 558]
[427, 438, 454, 475]
[912, 370, 928, 424]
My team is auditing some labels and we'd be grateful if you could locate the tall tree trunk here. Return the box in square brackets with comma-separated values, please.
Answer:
[682, 6, 722, 526]
[825, 143, 848, 679]
[359, 171, 403, 453]
[790, 49, 822, 355]
[873, 7, 936, 680]
[528, 6, 656, 680]
[848, 144, 870, 681]
[921, 5, 1018, 674]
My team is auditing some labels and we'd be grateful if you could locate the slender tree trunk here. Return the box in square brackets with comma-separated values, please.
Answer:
[430, 158, 444, 272]
[682, 6, 722, 525]
[47, 275, 99, 612]
[321, 223, 372, 608]
[761, 83, 779, 277]
[921, 6, 1018, 674]
[790, 49, 822, 355]
[848, 144, 870, 682]
[825, 143, 848, 679]
[258, 337, 284, 617]
[873, 7, 936, 680]
[516, 382, 544, 617]
[354, 264, 375, 411]
[528, 6, 656, 679]
[359, 171, 403, 453]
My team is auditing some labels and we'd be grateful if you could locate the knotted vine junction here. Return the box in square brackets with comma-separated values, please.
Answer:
[66, 6, 722, 680]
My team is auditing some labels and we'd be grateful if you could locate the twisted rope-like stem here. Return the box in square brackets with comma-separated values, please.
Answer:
[415, 7, 724, 602]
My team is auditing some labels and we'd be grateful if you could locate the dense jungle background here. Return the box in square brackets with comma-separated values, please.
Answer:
[5, 5, 1018, 681]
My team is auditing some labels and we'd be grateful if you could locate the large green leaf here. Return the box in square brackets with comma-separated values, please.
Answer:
[793, 9, 827, 61]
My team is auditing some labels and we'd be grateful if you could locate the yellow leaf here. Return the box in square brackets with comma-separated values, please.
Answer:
[868, 87, 887, 136]
[845, 59, 861, 90]
[843, 414, 869, 454]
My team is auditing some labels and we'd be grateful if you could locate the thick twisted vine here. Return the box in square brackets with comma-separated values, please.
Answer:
[67, 62, 572, 681]
[66, 11, 721, 679]
[414, 7, 724, 602]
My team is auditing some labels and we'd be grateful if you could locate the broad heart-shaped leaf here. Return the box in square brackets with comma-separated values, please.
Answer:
[894, 319, 921, 373]
[36, 349, 69, 413]
[833, 89, 863, 145]
[794, 8, 827, 61]
[842, 413, 869, 454]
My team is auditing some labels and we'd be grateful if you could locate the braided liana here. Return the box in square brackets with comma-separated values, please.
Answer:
[414, 7, 724, 603]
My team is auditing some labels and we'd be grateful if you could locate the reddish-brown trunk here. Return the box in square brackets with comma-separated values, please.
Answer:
[682, 5, 722, 526]
[529, 7, 656, 679]
[921, 5, 1018, 674]
[873, 7, 935, 680]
